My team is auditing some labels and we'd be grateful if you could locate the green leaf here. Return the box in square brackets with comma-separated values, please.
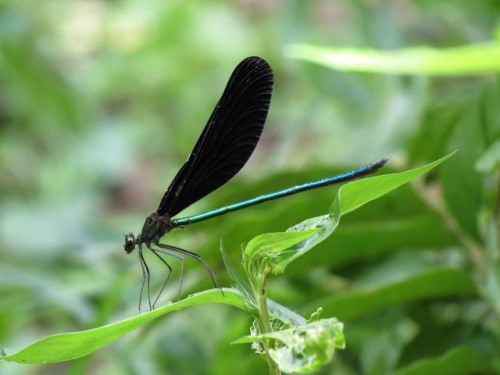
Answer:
[274, 215, 336, 274]
[221, 241, 256, 306]
[245, 230, 318, 259]
[285, 43, 500, 75]
[267, 299, 308, 327]
[0, 289, 246, 364]
[234, 319, 345, 374]
[336, 153, 456, 217]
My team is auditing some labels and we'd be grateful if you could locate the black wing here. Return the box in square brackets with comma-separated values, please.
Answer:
[156, 56, 274, 217]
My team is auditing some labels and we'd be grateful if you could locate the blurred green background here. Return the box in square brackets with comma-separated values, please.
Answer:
[1, 1, 499, 374]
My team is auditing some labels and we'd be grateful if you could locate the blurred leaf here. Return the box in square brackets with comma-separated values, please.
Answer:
[393, 346, 494, 375]
[360, 317, 419, 374]
[408, 102, 461, 165]
[288, 216, 458, 273]
[475, 140, 500, 173]
[286, 43, 500, 75]
[309, 268, 477, 322]
[440, 107, 487, 242]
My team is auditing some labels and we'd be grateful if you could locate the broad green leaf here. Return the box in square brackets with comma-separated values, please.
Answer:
[0, 289, 246, 364]
[285, 43, 500, 75]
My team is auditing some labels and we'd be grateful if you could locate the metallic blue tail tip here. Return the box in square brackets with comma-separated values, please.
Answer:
[374, 158, 389, 169]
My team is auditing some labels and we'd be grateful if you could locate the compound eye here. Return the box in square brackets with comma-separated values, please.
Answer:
[124, 234, 136, 253]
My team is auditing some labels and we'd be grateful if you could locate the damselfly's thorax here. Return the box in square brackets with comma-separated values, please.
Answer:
[142, 212, 174, 239]
[123, 212, 174, 254]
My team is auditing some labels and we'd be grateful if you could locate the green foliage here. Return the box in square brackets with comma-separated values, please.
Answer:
[1, 1, 499, 375]
[1, 156, 451, 373]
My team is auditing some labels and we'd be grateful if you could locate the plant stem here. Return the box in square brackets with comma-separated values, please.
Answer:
[255, 268, 281, 375]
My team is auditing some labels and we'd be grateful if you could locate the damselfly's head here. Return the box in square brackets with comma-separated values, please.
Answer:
[124, 233, 137, 253]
